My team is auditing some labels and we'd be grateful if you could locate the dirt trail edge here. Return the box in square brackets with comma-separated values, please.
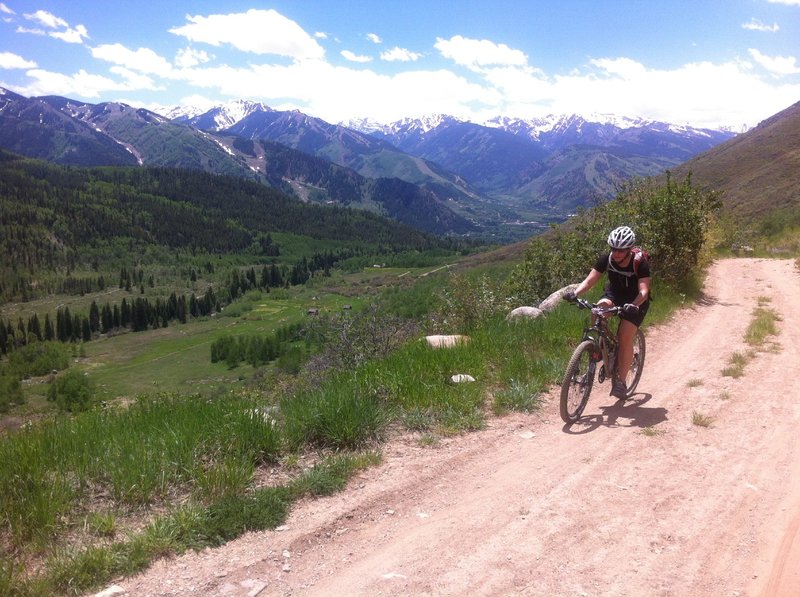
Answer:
[109, 258, 800, 597]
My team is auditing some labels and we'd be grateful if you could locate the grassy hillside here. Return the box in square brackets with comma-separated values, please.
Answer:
[669, 100, 800, 220]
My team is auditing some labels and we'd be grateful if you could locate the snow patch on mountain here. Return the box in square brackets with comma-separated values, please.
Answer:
[159, 99, 272, 129]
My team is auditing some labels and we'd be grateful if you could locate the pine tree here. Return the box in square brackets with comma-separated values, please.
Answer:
[44, 313, 54, 341]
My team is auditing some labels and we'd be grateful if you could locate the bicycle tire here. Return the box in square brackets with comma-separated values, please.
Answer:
[560, 340, 597, 423]
[623, 329, 646, 397]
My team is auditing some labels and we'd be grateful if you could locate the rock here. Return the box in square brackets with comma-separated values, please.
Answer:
[425, 334, 469, 349]
[450, 374, 476, 383]
[539, 284, 578, 313]
[506, 306, 543, 321]
[94, 586, 126, 597]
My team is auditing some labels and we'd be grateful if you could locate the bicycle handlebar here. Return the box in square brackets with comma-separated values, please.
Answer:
[571, 297, 623, 316]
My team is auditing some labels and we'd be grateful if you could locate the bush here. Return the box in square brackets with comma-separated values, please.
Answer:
[47, 369, 96, 412]
[0, 375, 24, 412]
[507, 173, 720, 304]
[7, 341, 70, 379]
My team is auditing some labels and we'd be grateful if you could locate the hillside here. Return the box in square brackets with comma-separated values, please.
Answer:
[668, 99, 800, 219]
[0, 150, 471, 302]
[0, 90, 478, 237]
[106, 257, 800, 597]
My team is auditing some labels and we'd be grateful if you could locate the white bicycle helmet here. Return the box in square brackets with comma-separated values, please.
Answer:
[607, 225, 636, 249]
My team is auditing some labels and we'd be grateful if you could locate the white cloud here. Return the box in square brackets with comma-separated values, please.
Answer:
[341, 50, 372, 63]
[169, 9, 325, 60]
[314, 31, 328, 39]
[15, 68, 140, 98]
[366, 33, 382, 44]
[20, 10, 88, 44]
[766, 0, 800, 5]
[435, 35, 528, 72]
[108, 66, 162, 90]
[15, 26, 45, 36]
[24, 10, 67, 29]
[50, 24, 89, 44]
[742, 18, 779, 32]
[0, 3, 14, 15]
[380, 47, 423, 62]
[91, 44, 174, 77]
[748, 48, 800, 75]
[0, 51, 37, 69]
[175, 47, 211, 68]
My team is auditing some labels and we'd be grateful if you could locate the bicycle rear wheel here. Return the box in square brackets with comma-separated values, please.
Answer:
[560, 340, 597, 423]
[623, 329, 646, 397]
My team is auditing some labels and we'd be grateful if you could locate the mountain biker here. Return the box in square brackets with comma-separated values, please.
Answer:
[563, 225, 651, 399]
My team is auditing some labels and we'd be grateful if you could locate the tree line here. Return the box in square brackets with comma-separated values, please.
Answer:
[0, 289, 218, 355]
[0, 150, 474, 303]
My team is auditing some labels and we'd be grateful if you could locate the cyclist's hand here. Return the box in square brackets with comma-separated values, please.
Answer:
[622, 303, 639, 314]
[563, 290, 577, 302]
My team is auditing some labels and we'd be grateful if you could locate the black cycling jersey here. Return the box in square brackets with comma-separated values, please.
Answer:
[594, 252, 651, 305]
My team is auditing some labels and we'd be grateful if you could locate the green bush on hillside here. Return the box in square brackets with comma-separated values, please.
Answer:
[47, 369, 96, 413]
[0, 374, 24, 412]
[7, 341, 70, 379]
[507, 173, 720, 304]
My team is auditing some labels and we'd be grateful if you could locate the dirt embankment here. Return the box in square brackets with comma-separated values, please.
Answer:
[102, 258, 800, 597]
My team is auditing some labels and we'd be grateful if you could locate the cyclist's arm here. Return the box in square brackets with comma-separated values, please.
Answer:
[632, 276, 651, 307]
[573, 268, 603, 296]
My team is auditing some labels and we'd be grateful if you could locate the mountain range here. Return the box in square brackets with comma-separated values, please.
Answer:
[0, 87, 738, 240]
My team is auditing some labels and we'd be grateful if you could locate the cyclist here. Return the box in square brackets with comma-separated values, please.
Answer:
[563, 225, 651, 399]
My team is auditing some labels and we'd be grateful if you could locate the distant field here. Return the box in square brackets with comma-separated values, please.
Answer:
[4, 264, 453, 410]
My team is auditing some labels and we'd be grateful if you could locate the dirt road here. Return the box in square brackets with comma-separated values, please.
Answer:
[108, 258, 800, 597]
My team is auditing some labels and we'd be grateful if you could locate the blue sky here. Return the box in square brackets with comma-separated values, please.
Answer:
[1, 0, 799, 129]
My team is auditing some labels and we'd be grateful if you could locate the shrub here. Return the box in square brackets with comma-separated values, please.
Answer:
[507, 173, 721, 304]
[0, 374, 24, 412]
[7, 341, 70, 379]
[47, 369, 96, 412]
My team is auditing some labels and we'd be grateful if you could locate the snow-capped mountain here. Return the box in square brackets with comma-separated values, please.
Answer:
[0, 87, 741, 238]
[165, 99, 272, 131]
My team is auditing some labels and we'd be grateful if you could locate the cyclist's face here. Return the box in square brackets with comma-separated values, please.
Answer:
[611, 248, 631, 261]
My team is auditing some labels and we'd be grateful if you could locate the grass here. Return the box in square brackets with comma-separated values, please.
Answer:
[0, 266, 696, 594]
[687, 378, 703, 388]
[640, 426, 667, 437]
[722, 297, 781, 378]
[691, 411, 715, 428]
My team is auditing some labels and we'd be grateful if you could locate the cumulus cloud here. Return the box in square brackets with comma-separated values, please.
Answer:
[435, 35, 528, 72]
[20, 10, 88, 44]
[366, 33, 382, 44]
[341, 50, 372, 63]
[748, 48, 800, 75]
[0, 3, 14, 15]
[380, 47, 423, 62]
[169, 9, 325, 60]
[91, 44, 174, 77]
[24, 10, 67, 29]
[742, 18, 779, 32]
[175, 47, 211, 68]
[17, 68, 139, 98]
[0, 51, 36, 69]
[50, 24, 89, 44]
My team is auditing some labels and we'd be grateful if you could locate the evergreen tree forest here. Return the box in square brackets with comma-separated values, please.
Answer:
[0, 149, 475, 303]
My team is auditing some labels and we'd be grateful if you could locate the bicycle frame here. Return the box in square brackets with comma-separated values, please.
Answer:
[576, 298, 620, 384]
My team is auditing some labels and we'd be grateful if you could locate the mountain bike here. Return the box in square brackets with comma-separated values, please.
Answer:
[560, 297, 646, 424]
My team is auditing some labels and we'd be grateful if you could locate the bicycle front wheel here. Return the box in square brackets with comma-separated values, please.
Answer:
[560, 340, 597, 423]
[624, 329, 646, 397]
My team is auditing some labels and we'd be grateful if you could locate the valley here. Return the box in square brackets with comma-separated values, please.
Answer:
[0, 87, 737, 242]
